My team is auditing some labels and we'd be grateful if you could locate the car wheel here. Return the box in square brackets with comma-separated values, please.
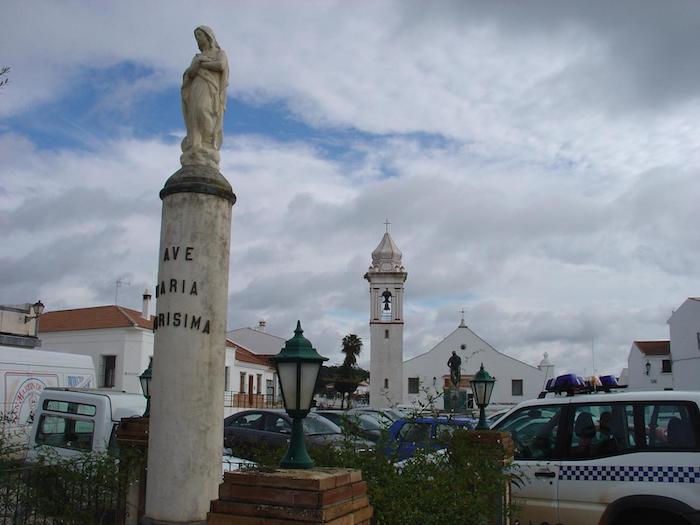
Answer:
[612, 509, 691, 525]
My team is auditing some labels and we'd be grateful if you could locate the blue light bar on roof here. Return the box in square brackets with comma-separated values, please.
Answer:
[539, 373, 628, 397]
[545, 373, 587, 396]
[599, 375, 627, 391]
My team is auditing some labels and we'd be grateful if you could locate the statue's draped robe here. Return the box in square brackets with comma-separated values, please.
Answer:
[180, 27, 228, 169]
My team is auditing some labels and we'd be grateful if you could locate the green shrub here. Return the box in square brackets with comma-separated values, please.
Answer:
[239, 428, 514, 525]
[0, 444, 142, 525]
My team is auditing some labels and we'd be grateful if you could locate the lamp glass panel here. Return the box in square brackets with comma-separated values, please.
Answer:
[472, 381, 486, 406]
[299, 361, 321, 411]
[483, 381, 495, 405]
[139, 376, 150, 397]
[277, 361, 299, 411]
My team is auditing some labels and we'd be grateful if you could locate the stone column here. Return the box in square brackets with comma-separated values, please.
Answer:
[144, 165, 235, 524]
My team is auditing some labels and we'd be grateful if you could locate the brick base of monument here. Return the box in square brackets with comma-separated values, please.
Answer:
[208, 468, 373, 525]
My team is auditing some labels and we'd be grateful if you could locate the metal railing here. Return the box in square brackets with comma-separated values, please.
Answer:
[0, 463, 121, 525]
[223, 392, 283, 409]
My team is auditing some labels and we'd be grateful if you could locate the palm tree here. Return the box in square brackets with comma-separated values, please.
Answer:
[341, 334, 362, 368]
[337, 334, 363, 408]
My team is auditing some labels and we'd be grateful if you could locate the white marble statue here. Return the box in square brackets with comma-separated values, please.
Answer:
[180, 26, 229, 169]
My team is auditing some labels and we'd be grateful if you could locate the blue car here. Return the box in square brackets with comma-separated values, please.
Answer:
[387, 416, 476, 461]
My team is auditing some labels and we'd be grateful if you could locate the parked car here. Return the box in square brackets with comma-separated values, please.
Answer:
[315, 410, 384, 443]
[223, 409, 372, 459]
[394, 404, 437, 418]
[347, 407, 400, 426]
[387, 416, 475, 461]
[492, 374, 700, 525]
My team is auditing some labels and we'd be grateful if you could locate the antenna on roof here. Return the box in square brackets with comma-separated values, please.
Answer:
[115, 277, 131, 305]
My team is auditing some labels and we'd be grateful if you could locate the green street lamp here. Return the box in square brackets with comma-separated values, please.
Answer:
[471, 363, 496, 430]
[271, 321, 328, 469]
[139, 358, 153, 417]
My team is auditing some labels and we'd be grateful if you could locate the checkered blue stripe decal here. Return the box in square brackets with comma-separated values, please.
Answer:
[559, 465, 700, 483]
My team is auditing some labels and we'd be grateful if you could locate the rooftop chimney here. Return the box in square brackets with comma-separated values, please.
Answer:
[257, 319, 266, 331]
[142, 289, 152, 319]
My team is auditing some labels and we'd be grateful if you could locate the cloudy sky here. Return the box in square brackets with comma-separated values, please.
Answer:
[2, 1, 699, 376]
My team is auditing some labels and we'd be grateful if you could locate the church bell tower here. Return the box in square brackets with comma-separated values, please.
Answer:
[364, 226, 407, 407]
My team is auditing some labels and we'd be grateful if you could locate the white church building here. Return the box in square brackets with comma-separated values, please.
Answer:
[403, 319, 554, 411]
[365, 229, 554, 410]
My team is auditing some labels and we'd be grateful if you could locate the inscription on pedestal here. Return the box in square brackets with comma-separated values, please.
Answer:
[153, 245, 211, 334]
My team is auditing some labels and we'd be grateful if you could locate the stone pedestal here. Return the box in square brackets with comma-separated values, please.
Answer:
[208, 468, 373, 525]
[144, 165, 236, 524]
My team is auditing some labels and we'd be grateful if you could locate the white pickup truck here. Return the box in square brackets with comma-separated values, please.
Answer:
[26, 387, 146, 461]
[25, 387, 253, 472]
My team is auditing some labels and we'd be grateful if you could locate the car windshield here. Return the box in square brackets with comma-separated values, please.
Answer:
[384, 409, 403, 421]
[355, 411, 394, 426]
[354, 414, 383, 431]
[303, 413, 341, 435]
[317, 412, 342, 425]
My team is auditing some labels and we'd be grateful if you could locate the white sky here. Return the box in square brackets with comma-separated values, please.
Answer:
[1, 0, 699, 375]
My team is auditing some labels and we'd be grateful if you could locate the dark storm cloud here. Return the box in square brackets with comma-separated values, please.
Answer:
[399, 0, 700, 112]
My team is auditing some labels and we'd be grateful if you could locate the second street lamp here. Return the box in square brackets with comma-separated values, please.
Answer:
[471, 363, 496, 430]
[139, 358, 153, 417]
[271, 321, 328, 469]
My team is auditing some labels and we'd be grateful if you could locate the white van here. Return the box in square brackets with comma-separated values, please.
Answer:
[26, 388, 146, 461]
[0, 347, 95, 449]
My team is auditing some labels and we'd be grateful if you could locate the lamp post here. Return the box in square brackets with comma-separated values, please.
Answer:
[24, 300, 45, 323]
[139, 358, 153, 417]
[471, 363, 496, 430]
[271, 321, 328, 469]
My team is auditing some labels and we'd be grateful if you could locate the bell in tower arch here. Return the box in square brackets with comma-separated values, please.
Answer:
[381, 290, 392, 311]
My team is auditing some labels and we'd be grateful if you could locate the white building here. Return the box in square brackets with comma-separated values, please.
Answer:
[0, 302, 43, 350]
[39, 294, 155, 394]
[403, 317, 552, 410]
[223, 338, 279, 416]
[625, 297, 700, 391]
[626, 341, 673, 391]
[39, 295, 280, 407]
[668, 298, 700, 390]
[364, 230, 406, 408]
[226, 324, 286, 356]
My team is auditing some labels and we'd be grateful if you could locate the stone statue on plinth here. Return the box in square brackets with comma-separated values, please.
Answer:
[145, 26, 235, 525]
[180, 25, 229, 170]
[448, 350, 462, 388]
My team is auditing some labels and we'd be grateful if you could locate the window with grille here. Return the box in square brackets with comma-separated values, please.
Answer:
[102, 356, 116, 388]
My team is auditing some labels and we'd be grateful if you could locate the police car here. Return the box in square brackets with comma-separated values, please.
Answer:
[491, 374, 700, 525]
